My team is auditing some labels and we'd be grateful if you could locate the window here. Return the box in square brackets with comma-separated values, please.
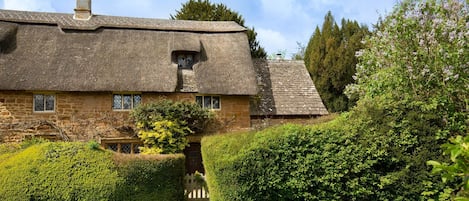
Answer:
[101, 138, 143, 154]
[173, 51, 197, 69]
[196, 95, 220, 110]
[33, 94, 55, 112]
[113, 94, 141, 110]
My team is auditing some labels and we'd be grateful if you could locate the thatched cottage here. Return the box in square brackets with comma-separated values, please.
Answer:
[0, 2, 257, 144]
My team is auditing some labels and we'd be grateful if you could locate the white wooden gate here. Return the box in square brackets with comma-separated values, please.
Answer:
[185, 173, 209, 200]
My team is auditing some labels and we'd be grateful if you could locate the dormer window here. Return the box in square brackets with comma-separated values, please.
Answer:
[173, 51, 198, 69]
[177, 54, 193, 69]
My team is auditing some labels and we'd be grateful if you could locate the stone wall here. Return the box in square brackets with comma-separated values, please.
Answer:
[0, 91, 251, 143]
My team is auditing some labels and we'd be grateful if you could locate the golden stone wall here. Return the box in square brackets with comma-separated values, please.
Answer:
[0, 91, 251, 142]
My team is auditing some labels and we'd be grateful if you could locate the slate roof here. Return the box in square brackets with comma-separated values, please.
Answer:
[0, 9, 257, 95]
[251, 59, 328, 116]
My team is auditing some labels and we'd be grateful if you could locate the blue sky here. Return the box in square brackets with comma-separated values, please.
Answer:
[0, 0, 397, 58]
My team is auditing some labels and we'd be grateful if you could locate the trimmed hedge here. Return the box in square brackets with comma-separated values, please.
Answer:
[201, 131, 256, 200]
[112, 153, 185, 201]
[202, 115, 447, 200]
[0, 141, 120, 201]
[0, 141, 185, 201]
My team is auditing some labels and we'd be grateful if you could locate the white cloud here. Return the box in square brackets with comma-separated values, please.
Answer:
[257, 28, 296, 57]
[260, 0, 297, 20]
[3, 0, 54, 12]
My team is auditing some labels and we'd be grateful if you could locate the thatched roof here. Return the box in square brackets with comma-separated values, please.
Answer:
[251, 59, 328, 116]
[0, 10, 257, 95]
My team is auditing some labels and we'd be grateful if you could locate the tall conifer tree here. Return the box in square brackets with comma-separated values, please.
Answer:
[305, 12, 369, 112]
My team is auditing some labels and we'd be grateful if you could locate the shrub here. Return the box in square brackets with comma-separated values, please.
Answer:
[0, 141, 121, 201]
[201, 131, 256, 200]
[0, 141, 186, 201]
[203, 1, 468, 200]
[202, 116, 449, 200]
[131, 100, 214, 134]
[112, 153, 186, 201]
[428, 135, 469, 199]
[138, 120, 190, 154]
[132, 100, 214, 154]
[0, 142, 21, 162]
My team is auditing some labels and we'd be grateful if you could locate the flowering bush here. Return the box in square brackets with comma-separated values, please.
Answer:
[344, 0, 468, 199]
[346, 0, 468, 140]
[131, 100, 214, 154]
[137, 120, 190, 154]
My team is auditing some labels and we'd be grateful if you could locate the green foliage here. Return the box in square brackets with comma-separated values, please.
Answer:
[112, 154, 186, 201]
[344, 0, 469, 198]
[0, 142, 186, 201]
[203, 116, 447, 200]
[201, 130, 256, 200]
[172, 0, 267, 58]
[131, 99, 213, 134]
[138, 120, 190, 154]
[20, 137, 49, 149]
[305, 11, 370, 112]
[0, 142, 121, 201]
[0, 142, 21, 162]
[428, 135, 469, 200]
[203, 1, 468, 200]
[87, 140, 101, 150]
[346, 0, 468, 139]
[292, 42, 306, 60]
[131, 100, 213, 154]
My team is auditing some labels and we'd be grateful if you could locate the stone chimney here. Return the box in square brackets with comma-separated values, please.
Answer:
[74, 0, 92, 20]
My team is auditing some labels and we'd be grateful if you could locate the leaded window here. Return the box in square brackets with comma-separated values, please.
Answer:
[33, 94, 55, 112]
[196, 95, 221, 110]
[101, 138, 143, 154]
[174, 52, 196, 69]
[113, 94, 141, 110]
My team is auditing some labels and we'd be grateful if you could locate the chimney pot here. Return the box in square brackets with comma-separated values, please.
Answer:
[74, 0, 92, 20]
[276, 53, 282, 61]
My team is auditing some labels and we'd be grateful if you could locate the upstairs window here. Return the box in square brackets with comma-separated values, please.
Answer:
[173, 51, 198, 69]
[113, 94, 141, 110]
[178, 54, 194, 69]
[196, 95, 220, 110]
[33, 94, 55, 112]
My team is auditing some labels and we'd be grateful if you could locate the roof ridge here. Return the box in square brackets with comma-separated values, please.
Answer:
[0, 9, 247, 32]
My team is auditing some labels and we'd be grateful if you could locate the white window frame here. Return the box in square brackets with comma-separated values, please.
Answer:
[112, 93, 142, 111]
[196, 95, 221, 110]
[33, 93, 55, 113]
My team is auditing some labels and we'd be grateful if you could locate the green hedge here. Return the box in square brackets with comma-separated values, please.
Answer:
[202, 115, 447, 200]
[0, 141, 185, 201]
[112, 153, 185, 201]
[0, 141, 120, 201]
[201, 131, 256, 200]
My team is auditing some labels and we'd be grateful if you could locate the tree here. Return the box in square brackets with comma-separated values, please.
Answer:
[292, 42, 306, 60]
[305, 11, 369, 112]
[345, 0, 468, 199]
[171, 0, 267, 59]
